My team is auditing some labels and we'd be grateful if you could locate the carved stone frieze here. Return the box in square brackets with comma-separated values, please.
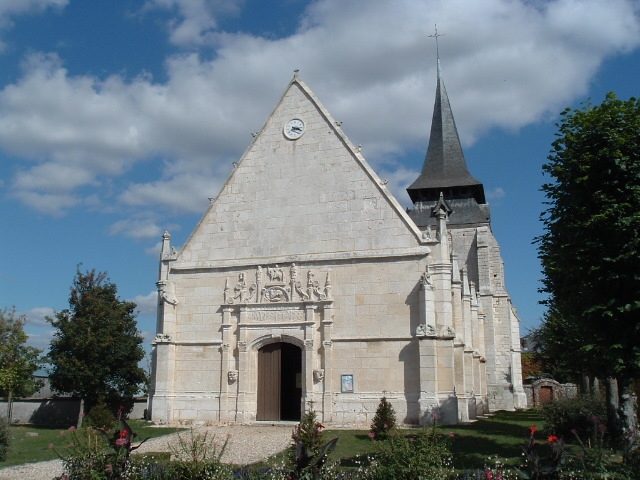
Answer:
[227, 370, 238, 383]
[313, 369, 325, 382]
[223, 263, 333, 304]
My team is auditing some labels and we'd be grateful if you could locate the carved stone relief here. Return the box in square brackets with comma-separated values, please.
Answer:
[153, 333, 172, 343]
[157, 281, 179, 306]
[224, 264, 333, 304]
[416, 324, 436, 337]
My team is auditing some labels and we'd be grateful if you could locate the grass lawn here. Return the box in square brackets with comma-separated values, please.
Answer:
[2, 410, 545, 471]
[1, 420, 181, 467]
[322, 409, 547, 471]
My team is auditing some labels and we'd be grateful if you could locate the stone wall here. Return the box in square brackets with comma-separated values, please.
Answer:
[1, 397, 148, 426]
[523, 379, 578, 407]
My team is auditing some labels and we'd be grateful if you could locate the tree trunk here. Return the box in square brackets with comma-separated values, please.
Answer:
[590, 376, 600, 397]
[606, 377, 621, 440]
[77, 398, 84, 429]
[581, 373, 590, 395]
[6, 390, 13, 424]
[618, 376, 638, 460]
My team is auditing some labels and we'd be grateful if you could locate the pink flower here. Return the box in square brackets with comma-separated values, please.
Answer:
[105, 465, 113, 472]
[449, 432, 455, 438]
[115, 438, 128, 447]
[368, 432, 375, 439]
[48, 443, 55, 449]
[383, 423, 388, 429]
[68, 426, 76, 431]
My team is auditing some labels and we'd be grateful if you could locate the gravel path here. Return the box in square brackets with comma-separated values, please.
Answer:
[0, 424, 295, 480]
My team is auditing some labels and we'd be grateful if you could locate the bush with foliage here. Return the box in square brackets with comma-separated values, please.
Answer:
[288, 407, 338, 479]
[166, 427, 231, 479]
[370, 396, 397, 440]
[542, 395, 607, 440]
[0, 415, 9, 462]
[55, 418, 150, 479]
[367, 426, 453, 479]
[84, 402, 117, 430]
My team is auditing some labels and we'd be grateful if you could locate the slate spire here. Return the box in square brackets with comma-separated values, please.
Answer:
[407, 60, 489, 226]
[407, 60, 485, 203]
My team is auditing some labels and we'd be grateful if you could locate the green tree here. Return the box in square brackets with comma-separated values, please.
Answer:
[47, 268, 147, 423]
[536, 93, 640, 442]
[529, 308, 591, 385]
[0, 307, 43, 422]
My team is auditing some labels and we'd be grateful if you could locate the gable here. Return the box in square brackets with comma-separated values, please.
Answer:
[175, 78, 427, 269]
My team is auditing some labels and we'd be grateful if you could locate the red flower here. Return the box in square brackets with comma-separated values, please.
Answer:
[529, 425, 537, 435]
[119, 430, 127, 438]
[547, 435, 559, 443]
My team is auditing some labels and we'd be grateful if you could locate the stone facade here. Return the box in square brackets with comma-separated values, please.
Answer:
[148, 72, 526, 426]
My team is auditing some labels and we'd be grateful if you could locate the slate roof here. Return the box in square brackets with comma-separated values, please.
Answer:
[407, 60, 489, 226]
[407, 60, 485, 203]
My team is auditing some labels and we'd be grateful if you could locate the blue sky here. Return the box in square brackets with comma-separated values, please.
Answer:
[1, 0, 639, 356]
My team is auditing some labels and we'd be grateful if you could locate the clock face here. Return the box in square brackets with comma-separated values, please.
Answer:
[284, 118, 305, 139]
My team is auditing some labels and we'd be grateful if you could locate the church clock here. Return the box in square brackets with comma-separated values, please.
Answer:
[284, 118, 305, 139]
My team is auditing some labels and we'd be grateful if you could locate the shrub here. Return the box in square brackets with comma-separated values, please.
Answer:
[370, 396, 397, 440]
[168, 427, 230, 479]
[368, 427, 452, 479]
[0, 415, 9, 461]
[84, 402, 117, 430]
[541, 395, 607, 440]
[288, 407, 338, 479]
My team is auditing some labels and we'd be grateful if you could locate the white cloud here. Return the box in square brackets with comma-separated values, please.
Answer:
[1, 0, 639, 225]
[131, 291, 158, 316]
[22, 306, 55, 327]
[110, 218, 164, 240]
[142, 0, 244, 46]
[486, 187, 506, 201]
[0, 0, 68, 51]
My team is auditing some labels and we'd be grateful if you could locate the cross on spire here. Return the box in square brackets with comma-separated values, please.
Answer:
[429, 23, 444, 59]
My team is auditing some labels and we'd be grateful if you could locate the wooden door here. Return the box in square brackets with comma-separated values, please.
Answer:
[257, 343, 281, 420]
[539, 386, 553, 405]
[257, 342, 302, 421]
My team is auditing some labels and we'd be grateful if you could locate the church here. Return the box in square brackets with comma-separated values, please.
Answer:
[148, 61, 527, 425]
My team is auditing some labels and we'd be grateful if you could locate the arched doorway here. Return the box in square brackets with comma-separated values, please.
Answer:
[257, 342, 302, 421]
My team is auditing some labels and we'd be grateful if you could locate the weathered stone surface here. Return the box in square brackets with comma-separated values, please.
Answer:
[149, 73, 525, 426]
